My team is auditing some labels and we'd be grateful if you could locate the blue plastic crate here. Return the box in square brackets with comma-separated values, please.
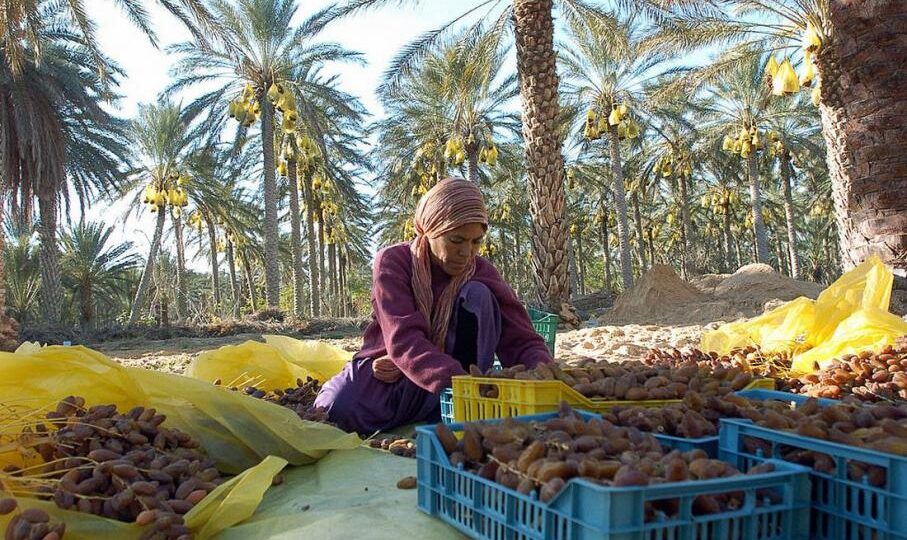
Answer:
[735, 389, 840, 407]
[417, 412, 811, 540]
[719, 418, 907, 540]
[652, 433, 720, 457]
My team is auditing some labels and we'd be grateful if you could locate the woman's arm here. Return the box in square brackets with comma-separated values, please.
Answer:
[479, 262, 553, 368]
[372, 248, 467, 393]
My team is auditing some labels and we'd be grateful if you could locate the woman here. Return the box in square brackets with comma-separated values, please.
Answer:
[315, 178, 553, 434]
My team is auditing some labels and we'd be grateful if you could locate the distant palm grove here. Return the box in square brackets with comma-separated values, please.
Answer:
[1, 0, 904, 340]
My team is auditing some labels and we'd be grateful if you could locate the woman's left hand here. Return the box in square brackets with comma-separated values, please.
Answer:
[372, 357, 404, 384]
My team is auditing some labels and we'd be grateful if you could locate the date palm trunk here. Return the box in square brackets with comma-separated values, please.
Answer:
[815, 0, 907, 281]
[241, 253, 258, 313]
[128, 208, 166, 326]
[79, 280, 94, 330]
[631, 190, 647, 272]
[780, 149, 802, 279]
[287, 159, 306, 318]
[465, 143, 480, 183]
[723, 203, 735, 272]
[300, 172, 320, 317]
[317, 203, 327, 315]
[513, 0, 572, 314]
[259, 89, 281, 308]
[328, 236, 338, 315]
[607, 125, 634, 290]
[226, 238, 241, 318]
[337, 249, 350, 317]
[598, 209, 613, 298]
[37, 195, 62, 325]
[678, 174, 692, 278]
[203, 213, 221, 311]
[173, 213, 188, 322]
[576, 231, 586, 296]
[746, 152, 770, 264]
[0, 201, 18, 350]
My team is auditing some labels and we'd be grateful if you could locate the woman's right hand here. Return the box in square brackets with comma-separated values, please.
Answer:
[372, 357, 404, 384]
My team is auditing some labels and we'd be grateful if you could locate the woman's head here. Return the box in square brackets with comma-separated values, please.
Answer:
[413, 178, 488, 277]
[409, 178, 489, 348]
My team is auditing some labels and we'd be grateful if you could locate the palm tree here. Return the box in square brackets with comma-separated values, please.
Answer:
[764, 98, 824, 279]
[647, 0, 907, 277]
[1, 222, 38, 340]
[0, 0, 215, 78]
[562, 13, 667, 289]
[61, 221, 139, 329]
[376, 30, 519, 185]
[167, 0, 346, 310]
[123, 100, 194, 326]
[692, 53, 785, 264]
[1, 10, 131, 326]
[332, 0, 616, 316]
[273, 51, 368, 317]
[185, 147, 260, 318]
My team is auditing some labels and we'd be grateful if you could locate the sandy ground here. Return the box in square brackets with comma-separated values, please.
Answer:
[100, 333, 363, 375]
[99, 323, 717, 375]
[555, 322, 722, 365]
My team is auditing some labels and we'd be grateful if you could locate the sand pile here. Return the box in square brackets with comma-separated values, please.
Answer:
[599, 263, 824, 326]
[713, 264, 823, 312]
[601, 265, 714, 325]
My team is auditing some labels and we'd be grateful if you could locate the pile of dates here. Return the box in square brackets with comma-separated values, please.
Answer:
[781, 341, 907, 402]
[3, 396, 225, 540]
[738, 397, 907, 487]
[470, 361, 757, 400]
[433, 405, 778, 519]
[643, 346, 792, 381]
[220, 377, 330, 423]
[367, 437, 416, 458]
[0, 500, 65, 540]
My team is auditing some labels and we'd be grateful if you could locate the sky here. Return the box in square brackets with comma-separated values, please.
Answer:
[88, 1, 475, 270]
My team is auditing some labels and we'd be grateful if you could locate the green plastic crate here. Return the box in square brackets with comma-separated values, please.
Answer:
[527, 307, 558, 355]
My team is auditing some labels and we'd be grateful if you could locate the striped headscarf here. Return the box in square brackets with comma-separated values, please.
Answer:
[411, 178, 489, 349]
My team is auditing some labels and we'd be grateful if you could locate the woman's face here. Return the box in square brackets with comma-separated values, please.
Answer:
[428, 222, 486, 276]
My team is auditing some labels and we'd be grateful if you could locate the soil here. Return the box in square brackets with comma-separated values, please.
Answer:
[100, 333, 363, 375]
[599, 264, 824, 326]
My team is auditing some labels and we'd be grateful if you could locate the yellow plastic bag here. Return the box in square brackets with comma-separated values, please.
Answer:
[262, 335, 350, 382]
[187, 340, 313, 389]
[701, 256, 906, 374]
[187, 336, 350, 390]
[0, 456, 287, 540]
[811, 256, 894, 344]
[0, 346, 360, 473]
[700, 297, 816, 355]
[792, 308, 907, 374]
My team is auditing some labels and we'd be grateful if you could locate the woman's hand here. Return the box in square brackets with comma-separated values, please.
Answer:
[372, 357, 404, 384]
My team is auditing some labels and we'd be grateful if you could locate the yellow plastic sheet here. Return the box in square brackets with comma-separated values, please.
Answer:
[700, 297, 816, 355]
[187, 336, 350, 390]
[792, 308, 907, 374]
[0, 456, 287, 540]
[0, 346, 360, 473]
[701, 256, 907, 375]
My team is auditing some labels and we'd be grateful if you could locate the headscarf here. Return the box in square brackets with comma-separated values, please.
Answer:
[411, 178, 489, 349]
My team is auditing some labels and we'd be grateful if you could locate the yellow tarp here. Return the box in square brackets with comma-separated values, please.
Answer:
[701, 256, 907, 375]
[0, 345, 360, 473]
[0, 456, 287, 540]
[187, 335, 350, 389]
[0, 344, 362, 539]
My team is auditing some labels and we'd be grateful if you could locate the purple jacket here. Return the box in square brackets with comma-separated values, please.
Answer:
[356, 242, 553, 393]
